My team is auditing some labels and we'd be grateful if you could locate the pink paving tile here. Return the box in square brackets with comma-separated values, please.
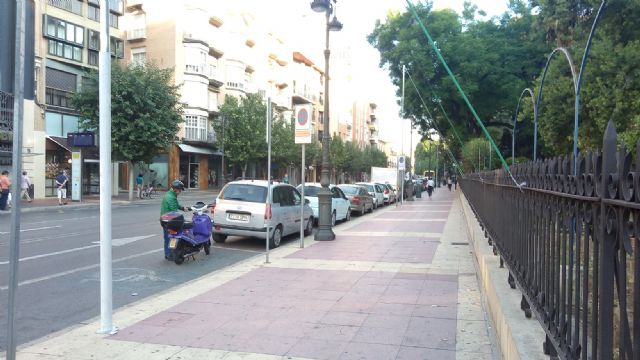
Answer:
[352, 326, 406, 346]
[338, 342, 400, 360]
[403, 317, 457, 350]
[375, 211, 450, 219]
[320, 312, 369, 327]
[287, 338, 349, 360]
[396, 346, 456, 360]
[306, 323, 360, 342]
[344, 221, 445, 233]
[413, 304, 458, 319]
[242, 334, 299, 356]
[369, 302, 415, 316]
[362, 314, 412, 329]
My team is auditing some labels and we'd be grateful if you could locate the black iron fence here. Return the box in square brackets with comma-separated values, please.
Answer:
[460, 121, 639, 360]
[0, 90, 13, 166]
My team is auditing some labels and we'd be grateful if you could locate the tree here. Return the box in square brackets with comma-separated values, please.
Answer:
[213, 93, 267, 178]
[72, 63, 183, 200]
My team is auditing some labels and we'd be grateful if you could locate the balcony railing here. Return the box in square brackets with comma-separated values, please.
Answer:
[47, 0, 82, 15]
[127, 28, 146, 41]
[184, 127, 208, 142]
[185, 64, 206, 76]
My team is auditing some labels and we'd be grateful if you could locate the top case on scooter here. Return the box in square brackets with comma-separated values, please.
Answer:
[191, 214, 212, 237]
[160, 212, 184, 230]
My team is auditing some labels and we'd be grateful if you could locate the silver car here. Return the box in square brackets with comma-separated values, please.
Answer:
[355, 182, 385, 209]
[211, 180, 314, 248]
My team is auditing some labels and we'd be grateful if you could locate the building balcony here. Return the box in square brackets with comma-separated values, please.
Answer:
[47, 0, 82, 15]
[208, 65, 223, 87]
[370, 110, 376, 119]
[127, 28, 146, 42]
[273, 94, 292, 111]
[369, 135, 378, 144]
[184, 127, 213, 143]
[368, 122, 376, 131]
[185, 64, 207, 77]
[126, 0, 143, 11]
[184, 30, 208, 46]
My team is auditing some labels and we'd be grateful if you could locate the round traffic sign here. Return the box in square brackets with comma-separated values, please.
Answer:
[297, 108, 308, 126]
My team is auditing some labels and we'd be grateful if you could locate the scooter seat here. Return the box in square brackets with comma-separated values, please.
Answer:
[182, 221, 193, 230]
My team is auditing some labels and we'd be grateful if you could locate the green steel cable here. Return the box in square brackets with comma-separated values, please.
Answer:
[406, 0, 513, 177]
[406, 70, 464, 148]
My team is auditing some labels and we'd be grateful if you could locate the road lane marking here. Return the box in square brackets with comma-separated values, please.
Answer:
[0, 248, 163, 290]
[23, 216, 97, 225]
[0, 232, 84, 246]
[0, 225, 62, 235]
[0, 244, 99, 265]
[91, 234, 157, 247]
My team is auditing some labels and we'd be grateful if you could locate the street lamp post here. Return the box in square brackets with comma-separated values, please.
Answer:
[311, 0, 342, 241]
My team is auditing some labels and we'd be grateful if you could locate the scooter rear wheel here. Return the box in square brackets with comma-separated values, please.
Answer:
[173, 247, 184, 265]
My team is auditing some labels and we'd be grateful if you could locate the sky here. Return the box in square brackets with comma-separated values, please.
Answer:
[261, 0, 512, 155]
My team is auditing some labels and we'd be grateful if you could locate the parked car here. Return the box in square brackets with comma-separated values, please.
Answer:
[297, 183, 351, 225]
[337, 184, 375, 215]
[355, 182, 385, 209]
[376, 182, 397, 205]
[211, 180, 314, 248]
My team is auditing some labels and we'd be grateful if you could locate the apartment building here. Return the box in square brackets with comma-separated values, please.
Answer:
[29, 0, 126, 198]
[121, 0, 325, 189]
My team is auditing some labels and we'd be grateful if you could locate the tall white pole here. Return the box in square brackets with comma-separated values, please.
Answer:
[400, 64, 405, 204]
[299, 144, 305, 248]
[265, 97, 272, 263]
[97, 0, 115, 335]
[6, 0, 26, 358]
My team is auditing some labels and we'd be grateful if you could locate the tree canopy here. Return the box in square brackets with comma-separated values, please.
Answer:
[368, 0, 639, 165]
[72, 63, 183, 164]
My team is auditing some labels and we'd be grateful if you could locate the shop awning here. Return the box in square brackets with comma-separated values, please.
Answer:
[46, 136, 71, 152]
[178, 144, 222, 156]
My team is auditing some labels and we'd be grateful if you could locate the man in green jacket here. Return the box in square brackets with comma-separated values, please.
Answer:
[161, 180, 188, 260]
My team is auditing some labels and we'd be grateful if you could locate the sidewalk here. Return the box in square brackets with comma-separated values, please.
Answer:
[12, 187, 498, 360]
[0, 189, 219, 214]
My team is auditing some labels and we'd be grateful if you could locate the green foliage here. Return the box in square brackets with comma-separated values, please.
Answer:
[213, 94, 267, 173]
[370, 0, 640, 166]
[270, 115, 321, 168]
[71, 63, 183, 163]
[329, 135, 387, 176]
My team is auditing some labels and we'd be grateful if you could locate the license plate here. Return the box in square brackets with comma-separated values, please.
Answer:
[169, 238, 177, 249]
[228, 213, 249, 222]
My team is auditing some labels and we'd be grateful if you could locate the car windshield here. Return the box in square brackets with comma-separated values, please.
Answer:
[298, 186, 321, 197]
[358, 184, 374, 192]
[220, 184, 267, 203]
[339, 186, 359, 195]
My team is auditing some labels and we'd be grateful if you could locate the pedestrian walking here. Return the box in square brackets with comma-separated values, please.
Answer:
[0, 171, 10, 210]
[283, 173, 289, 184]
[426, 177, 435, 199]
[55, 170, 68, 205]
[452, 175, 457, 190]
[136, 173, 144, 199]
[21, 171, 32, 202]
[160, 180, 188, 260]
[447, 177, 452, 191]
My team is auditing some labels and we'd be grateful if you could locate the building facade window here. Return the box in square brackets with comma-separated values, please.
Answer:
[88, 50, 99, 66]
[109, 13, 119, 29]
[87, 29, 99, 50]
[184, 45, 207, 75]
[44, 16, 84, 62]
[184, 114, 208, 142]
[45, 112, 79, 137]
[131, 47, 146, 66]
[88, 4, 100, 21]
[110, 37, 124, 58]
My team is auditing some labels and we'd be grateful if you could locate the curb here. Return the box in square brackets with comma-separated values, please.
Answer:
[459, 191, 546, 360]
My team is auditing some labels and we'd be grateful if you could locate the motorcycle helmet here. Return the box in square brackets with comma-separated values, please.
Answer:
[171, 180, 185, 191]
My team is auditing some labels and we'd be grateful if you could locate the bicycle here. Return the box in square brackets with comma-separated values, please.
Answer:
[141, 183, 158, 199]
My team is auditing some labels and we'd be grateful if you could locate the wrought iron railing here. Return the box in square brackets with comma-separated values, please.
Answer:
[461, 120, 639, 360]
[47, 0, 82, 15]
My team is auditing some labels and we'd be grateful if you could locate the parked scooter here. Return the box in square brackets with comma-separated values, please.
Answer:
[160, 202, 213, 265]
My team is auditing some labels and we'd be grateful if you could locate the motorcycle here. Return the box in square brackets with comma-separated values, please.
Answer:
[160, 202, 213, 265]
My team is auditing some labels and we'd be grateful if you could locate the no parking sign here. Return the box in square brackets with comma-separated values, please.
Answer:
[294, 105, 312, 144]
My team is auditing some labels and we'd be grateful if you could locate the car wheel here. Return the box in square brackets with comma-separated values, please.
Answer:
[204, 240, 211, 255]
[331, 212, 337, 226]
[359, 205, 365, 216]
[304, 217, 313, 236]
[212, 234, 227, 243]
[269, 225, 283, 248]
[345, 209, 351, 221]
